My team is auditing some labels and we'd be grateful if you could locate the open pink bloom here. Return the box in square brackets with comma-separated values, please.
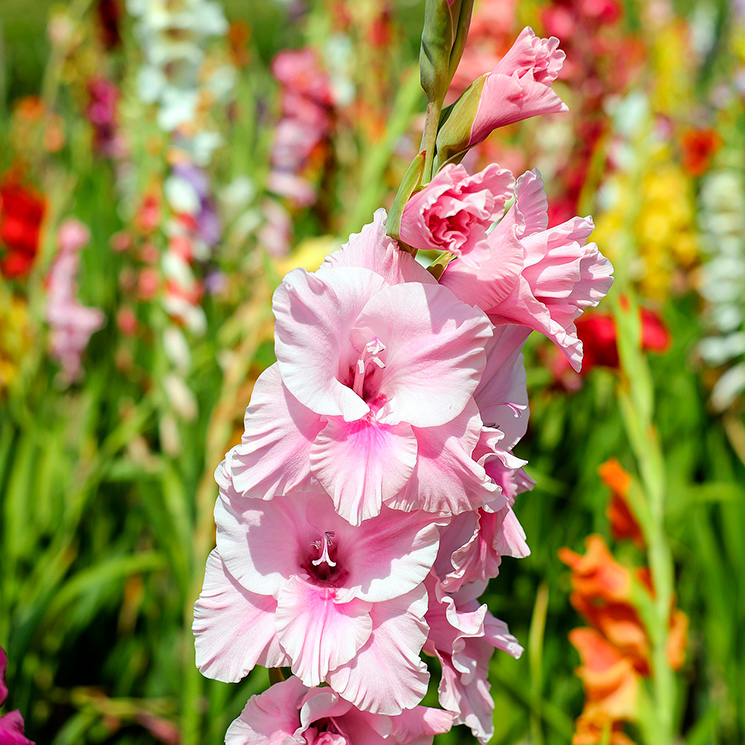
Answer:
[226, 677, 454, 745]
[0, 648, 33, 745]
[441, 170, 613, 371]
[399, 164, 514, 265]
[227, 211, 500, 525]
[467, 27, 567, 149]
[424, 579, 522, 744]
[194, 468, 439, 714]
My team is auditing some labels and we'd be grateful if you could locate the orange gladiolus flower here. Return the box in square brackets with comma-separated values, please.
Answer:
[600, 459, 644, 547]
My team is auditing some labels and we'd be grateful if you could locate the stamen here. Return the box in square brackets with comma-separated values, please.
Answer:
[311, 531, 337, 568]
[352, 338, 386, 398]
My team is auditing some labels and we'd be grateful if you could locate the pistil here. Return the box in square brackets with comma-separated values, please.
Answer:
[311, 531, 337, 568]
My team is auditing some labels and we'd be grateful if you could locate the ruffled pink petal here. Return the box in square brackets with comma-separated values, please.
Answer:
[193, 550, 286, 683]
[327, 585, 430, 716]
[468, 28, 567, 147]
[310, 417, 418, 525]
[440, 217, 525, 313]
[427, 585, 522, 744]
[339, 506, 441, 604]
[399, 164, 514, 262]
[484, 611, 523, 659]
[516, 169, 549, 235]
[439, 502, 529, 593]
[386, 402, 501, 516]
[351, 283, 492, 428]
[323, 209, 435, 286]
[276, 577, 373, 687]
[491, 227, 613, 372]
[425, 592, 484, 665]
[437, 659, 494, 745]
[492, 274, 580, 356]
[495, 27, 565, 82]
[388, 707, 455, 745]
[481, 443, 535, 507]
[474, 326, 530, 448]
[273, 265, 388, 420]
[227, 364, 323, 498]
[225, 677, 308, 745]
[323, 706, 393, 745]
[298, 688, 354, 732]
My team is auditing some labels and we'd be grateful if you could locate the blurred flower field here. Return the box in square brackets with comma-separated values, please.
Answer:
[0, 0, 744, 744]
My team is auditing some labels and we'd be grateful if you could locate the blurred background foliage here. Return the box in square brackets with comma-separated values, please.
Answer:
[0, 0, 744, 744]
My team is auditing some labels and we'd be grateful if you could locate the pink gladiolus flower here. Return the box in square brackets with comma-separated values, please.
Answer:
[227, 210, 501, 525]
[194, 466, 440, 715]
[469, 27, 567, 147]
[424, 578, 522, 744]
[399, 163, 514, 264]
[441, 169, 614, 371]
[45, 219, 105, 384]
[225, 677, 454, 745]
[0, 648, 33, 745]
[269, 48, 335, 207]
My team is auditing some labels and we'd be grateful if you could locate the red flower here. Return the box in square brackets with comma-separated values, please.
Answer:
[0, 177, 46, 279]
[550, 308, 671, 386]
[681, 128, 722, 177]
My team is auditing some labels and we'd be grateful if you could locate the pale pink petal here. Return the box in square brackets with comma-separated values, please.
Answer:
[425, 590, 485, 667]
[427, 585, 522, 744]
[484, 611, 523, 660]
[389, 707, 455, 745]
[273, 266, 388, 420]
[322, 705, 393, 745]
[432, 512, 479, 585]
[438, 659, 494, 744]
[340, 507, 441, 604]
[323, 209, 435, 286]
[474, 326, 530, 447]
[351, 283, 492, 428]
[387, 402, 502, 516]
[310, 417, 418, 525]
[276, 576, 373, 686]
[440, 509, 507, 592]
[487, 203, 614, 371]
[227, 364, 323, 498]
[481, 444, 534, 507]
[298, 687, 353, 730]
[328, 585, 430, 715]
[498, 508, 531, 559]
[495, 27, 565, 81]
[510, 169, 549, 238]
[214, 489, 314, 598]
[440, 217, 524, 312]
[193, 550, 286, 683]
[225, 677, 308, 745]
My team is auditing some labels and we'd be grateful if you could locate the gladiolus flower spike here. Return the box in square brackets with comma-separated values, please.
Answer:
[193, 15, 613, 745]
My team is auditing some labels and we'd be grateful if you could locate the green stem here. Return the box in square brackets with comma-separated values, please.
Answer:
[614, 298, 677, 745]
[528, 583, 549, 745]
[420, 99, 442, 184]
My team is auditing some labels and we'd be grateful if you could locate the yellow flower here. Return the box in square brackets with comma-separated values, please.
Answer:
[0, 293, 31, 393]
